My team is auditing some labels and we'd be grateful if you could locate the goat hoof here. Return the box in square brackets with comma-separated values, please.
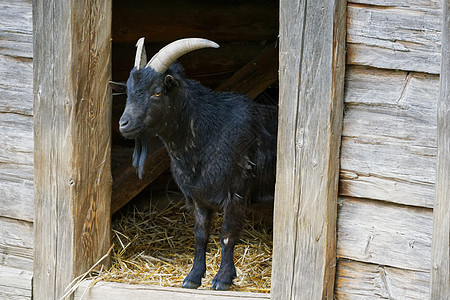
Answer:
[211, 280, 231, 291]
[182, 280, 201, 289]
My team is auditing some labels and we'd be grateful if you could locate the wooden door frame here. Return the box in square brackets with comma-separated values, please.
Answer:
[33, 0, 112, 298]
[271, 0, 347, 299]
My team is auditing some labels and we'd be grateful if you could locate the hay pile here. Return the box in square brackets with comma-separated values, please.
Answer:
[96, 192, 272, 293]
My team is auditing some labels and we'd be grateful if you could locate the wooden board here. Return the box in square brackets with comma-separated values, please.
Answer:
[74, 280, 270, 300]
[33, 0, 112, 298]
[0, 265, 33, 300]
[347, 1, 442, 74]
[0, 55, 33, 116]
[335, 259, 430, 299]
[0, 0, 34, 224]
[430, 0, 450, 297]
[273, 0, 346, 298]
[337, 197, 433, 272]
[0, 112, 33, 222]
[0, 216, 33, 272]
[0, 0, 33, 59]
[340, 66, 439, 208]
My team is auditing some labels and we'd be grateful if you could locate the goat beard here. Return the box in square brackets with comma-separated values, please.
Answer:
[132, 135, 148, 179]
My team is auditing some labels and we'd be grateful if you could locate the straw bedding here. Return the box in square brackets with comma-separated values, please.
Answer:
[96, 191, 273, 293]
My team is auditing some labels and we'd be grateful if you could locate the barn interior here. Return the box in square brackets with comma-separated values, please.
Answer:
[107, 0, 279, 292]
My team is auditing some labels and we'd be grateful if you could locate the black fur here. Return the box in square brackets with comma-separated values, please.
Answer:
[119, 63, 277, 290]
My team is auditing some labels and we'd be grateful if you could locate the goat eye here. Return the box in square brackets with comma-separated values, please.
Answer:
[153, 89, 163, 97]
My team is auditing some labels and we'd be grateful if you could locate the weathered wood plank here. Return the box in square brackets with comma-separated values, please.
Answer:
[337, 197, 433, 272]
[0, 173, 33, 222]
[340, 66, 439, 208]
[0, 56, 33, 116]
[74, 280, 270, 300]
[0, 113, 33, 165]
[0, 0, 33, 59]
[0, 112, 33, 222]
[340, 138, 435, 198]
[0, 0, 34, 223]
[430, 0, 450, 297]
[349, 0, 441, 11]
[335, 259, 430, 299]
[0, 265, 33, 300]
[347, 2, 442, 74]
[273, 0, 346, 299]
[0, 216, 33, 271]
[33, 0, 112, 299]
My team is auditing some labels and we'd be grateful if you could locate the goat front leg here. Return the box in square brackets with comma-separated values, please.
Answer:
[211, 201, 245, 290]
[182, 201, 212, 289]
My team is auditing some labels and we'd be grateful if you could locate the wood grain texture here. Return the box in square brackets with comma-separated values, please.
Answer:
[0, 265, 33, 300]
[0, 55, 33, 116]
[347, 1, 442, 74]
[430, 0, 450, 297]
[0, 0, 34, 225]
[33, 0, 112, 299]
[0, 113, 33, 222]
[337, 197, 433, 272]
[340, 66, 439, 208]
[0, 217, 33, 272]
[273, 0, 346, 298]
[0, 0, 33, 59]
[335, 259, 430, 299]
[74, 280, 270, 300]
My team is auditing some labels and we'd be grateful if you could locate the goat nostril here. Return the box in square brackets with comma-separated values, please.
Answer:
[119, 119, 129, 128]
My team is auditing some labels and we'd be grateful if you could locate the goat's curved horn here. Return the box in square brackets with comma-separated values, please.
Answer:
[146, 38, 219, 73]
[134, 37, 147, 70]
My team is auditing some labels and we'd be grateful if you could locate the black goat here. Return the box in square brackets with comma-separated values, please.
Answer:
[118, 38, 277, 290]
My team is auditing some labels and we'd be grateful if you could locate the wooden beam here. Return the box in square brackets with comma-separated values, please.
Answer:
[430, 0, 450, 297]
[272, 0, 346, 299]
[111, 142, 170, 214]
[74, 280, 270, 300]
[111, 46, 279, 214]
[33, 0, 112, 299]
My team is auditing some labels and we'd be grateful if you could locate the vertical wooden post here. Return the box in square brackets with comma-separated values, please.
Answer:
[33, 0, 112, 299]
[430, 0, 450, 298]
[272, 0, 346, 299]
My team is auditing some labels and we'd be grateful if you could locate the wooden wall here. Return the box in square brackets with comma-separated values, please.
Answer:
[335, 1, 442, 298]
[0, 0, 34, 299]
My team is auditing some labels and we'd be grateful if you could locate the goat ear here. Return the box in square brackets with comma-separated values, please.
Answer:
[109, 81, 127, 94]
[164, 75, 177, 89]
